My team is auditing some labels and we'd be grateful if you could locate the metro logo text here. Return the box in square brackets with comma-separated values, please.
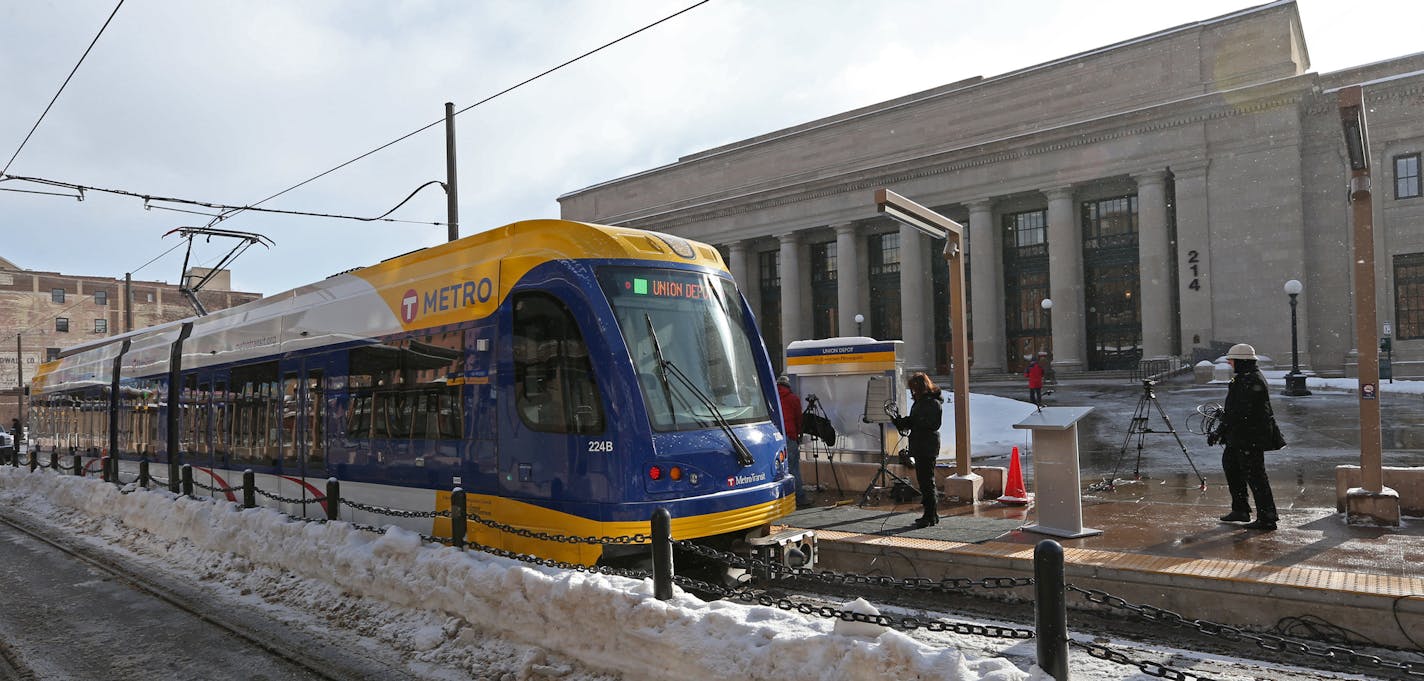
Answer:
[401, 277, 495, 324]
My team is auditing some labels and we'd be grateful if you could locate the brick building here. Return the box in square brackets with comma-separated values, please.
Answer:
[0, 260, 261, 426]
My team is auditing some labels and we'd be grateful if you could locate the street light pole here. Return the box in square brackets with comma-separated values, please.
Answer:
[874, 188, 981, 504]
[854, 313, 864, 337]
[1339, 84, 1398, 526]
[1282, 279, 1310, 396]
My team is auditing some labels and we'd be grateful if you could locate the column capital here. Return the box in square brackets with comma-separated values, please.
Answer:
[775, 232, 800, 245]
[833, 222, 858, 237]
[1132, 169, 1170, 186]
[966, 199, 995, 213]
[726, 240, 747, 254]
[1043, 185, 1075, 202]
[1170, 159, 1210, 178]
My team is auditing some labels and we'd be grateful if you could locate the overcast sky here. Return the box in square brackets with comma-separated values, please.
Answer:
[2, 0, 1420, 297]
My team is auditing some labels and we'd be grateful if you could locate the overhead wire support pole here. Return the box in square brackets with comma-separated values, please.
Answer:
[445, 102, 459, 242]
[875, 188, 982, 504]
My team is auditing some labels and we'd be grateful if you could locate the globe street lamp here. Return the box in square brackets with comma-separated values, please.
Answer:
[1040, 298, 1053, 376]
[1283, 280, 1310, 396]
[854, 313, 864, 336]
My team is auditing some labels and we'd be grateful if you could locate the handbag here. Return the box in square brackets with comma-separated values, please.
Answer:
[1263, 418, 1287, 451]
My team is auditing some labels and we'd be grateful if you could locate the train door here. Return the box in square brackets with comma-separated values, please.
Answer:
[278, 356, 328, 518]
[498, 291, 607, 513]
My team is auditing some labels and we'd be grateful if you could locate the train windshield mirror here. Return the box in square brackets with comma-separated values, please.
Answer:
[599, 268, 770, 432]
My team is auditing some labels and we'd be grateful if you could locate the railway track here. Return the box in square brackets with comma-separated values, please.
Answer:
[0, 512, 417, 681]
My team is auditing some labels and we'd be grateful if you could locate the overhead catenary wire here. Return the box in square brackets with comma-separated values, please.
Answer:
[2, 0, 126, 176]
[0, 173, 449, 227]
[221, 0, 712, 225]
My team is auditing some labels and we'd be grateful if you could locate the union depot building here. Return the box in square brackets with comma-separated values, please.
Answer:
[559, 1, 1424, 378]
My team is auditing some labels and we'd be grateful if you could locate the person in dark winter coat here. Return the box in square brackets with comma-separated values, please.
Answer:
[1208, 343, 1280, 531]
[891, 372, 944, 528]
[776, 376, 808, 506]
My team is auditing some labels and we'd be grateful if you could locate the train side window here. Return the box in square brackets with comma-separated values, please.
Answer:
[512, 293, 605, 434]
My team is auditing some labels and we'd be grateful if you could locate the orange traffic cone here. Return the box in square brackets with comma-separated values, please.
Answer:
[997, 446, 1030, 505]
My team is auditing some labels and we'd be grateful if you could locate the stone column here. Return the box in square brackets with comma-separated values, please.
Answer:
[1172, 161, 1212, 357]
[1135, 170, 1173, 359]
[899, 225, 932, 371]
[967, 199, 1004, 373]
[726, 240, 755, 324]
[778, 233, 803, 346]
[1045, 186, 1085, 373]
[835, 223, 861, 337]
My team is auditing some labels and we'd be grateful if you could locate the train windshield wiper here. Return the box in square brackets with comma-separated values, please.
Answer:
[643, 313, 755, 467]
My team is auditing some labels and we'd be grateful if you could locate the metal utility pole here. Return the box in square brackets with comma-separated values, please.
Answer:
[874, 188, 981, 504]
[124, 272, 133, 332]
[1338, 84, 1399, 527]
[15, 334, 22, 432]
[445, 101, 460, 242]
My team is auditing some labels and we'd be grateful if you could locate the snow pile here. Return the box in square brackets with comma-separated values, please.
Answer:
[0, 468, 1032, 681]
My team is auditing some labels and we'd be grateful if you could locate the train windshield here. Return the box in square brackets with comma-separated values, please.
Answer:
[599, 267, 771, 431]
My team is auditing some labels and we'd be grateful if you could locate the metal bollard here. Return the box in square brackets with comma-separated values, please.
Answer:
[181, 464, 193, 497]
[450, 488, 466, 550]
[49, 450, 57, 471]
[138, 459, 150, 488]
[242, 469, 255, 509]
[168, 460, 180, 494]
[651, 507, 674, 601]
[101, 455, 111, 483]
[326, 478, 340, 521]
[29, 450, 37, 472]
[1034, 539, 1069, 680]
[73, 454, 83, 476]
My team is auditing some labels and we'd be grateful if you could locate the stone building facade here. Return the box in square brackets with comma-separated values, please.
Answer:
[558, 1, 1424, 378]
[0, 261, 261, 423]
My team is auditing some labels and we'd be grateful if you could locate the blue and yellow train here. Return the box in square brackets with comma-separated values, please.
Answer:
[29, 220, 800, 567]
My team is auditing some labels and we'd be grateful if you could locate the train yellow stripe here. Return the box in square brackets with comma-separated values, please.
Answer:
[433, 491, 793, 565]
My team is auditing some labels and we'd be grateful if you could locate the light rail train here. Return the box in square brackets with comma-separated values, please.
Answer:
[29, 220, 803, 568]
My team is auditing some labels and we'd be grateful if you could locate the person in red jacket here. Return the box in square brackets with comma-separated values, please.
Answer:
[1025, 357, 1045, 406]
[777, 375, 808, 506]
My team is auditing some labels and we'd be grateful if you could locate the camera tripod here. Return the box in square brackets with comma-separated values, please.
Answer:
[1099, 380, 1207, 491]
[858, 401, 918, 507]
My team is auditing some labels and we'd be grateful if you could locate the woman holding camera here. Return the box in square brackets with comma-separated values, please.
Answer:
[892, 372, 944, 528]
[1208, 343, 1280, 531]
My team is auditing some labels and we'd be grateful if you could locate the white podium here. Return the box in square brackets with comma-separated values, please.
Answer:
[1013, 406, 1101, 538]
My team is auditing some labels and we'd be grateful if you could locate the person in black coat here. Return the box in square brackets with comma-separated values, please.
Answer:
[892, 372, 944, 528]
[1208, 343, 1280, 531]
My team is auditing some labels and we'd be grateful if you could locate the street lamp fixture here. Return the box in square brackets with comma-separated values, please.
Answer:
[874, 188, 981, 503]
[854, 313, 864, 336]
[1282, 279, 1310, 396]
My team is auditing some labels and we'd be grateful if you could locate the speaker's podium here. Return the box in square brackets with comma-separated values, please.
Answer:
[1013, 406, 1101, 538]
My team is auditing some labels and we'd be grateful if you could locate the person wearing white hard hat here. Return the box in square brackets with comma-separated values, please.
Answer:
[1206, 343, 1282, 531]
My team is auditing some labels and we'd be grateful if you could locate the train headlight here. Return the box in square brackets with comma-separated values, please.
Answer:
[670, 466, 683, 481]
[648, 465, 663, 480]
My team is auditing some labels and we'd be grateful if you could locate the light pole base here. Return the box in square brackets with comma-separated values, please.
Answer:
[1345, 486, 1400, 527]
[1283, 373, 1311, 396]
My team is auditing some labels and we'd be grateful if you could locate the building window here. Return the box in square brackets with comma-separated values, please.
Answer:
[1007, 209, 1047, 248]
[146, 292, 155, 302]
[1394, 253, 1424, 340]
[95, 290, 108, 305]
[868, 232, 901, 340]
[56, 317, 69, 333]
[46, 348, 60, 362]
[1396, 153, 1421, 199]
[52, 288, 65, 303]
[758, 251, 783, 368]
[810, 241, 838, 338]
[95, 319, 108, 334]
